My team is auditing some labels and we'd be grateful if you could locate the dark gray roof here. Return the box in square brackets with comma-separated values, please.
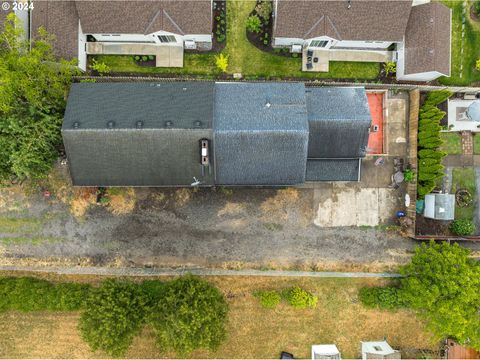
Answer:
[213, 83, 309, 185]
[63, 82, 214, 130]
[62, 82, 214, 186]
[404, 2, 451, 76]
[306, 159, 360, 181]
[306, 87, 371, 158]
[274, 0, 412, 42]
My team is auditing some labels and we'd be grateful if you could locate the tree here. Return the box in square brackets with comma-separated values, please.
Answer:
[399, 242, 480, 349]
[79, 280, 148, 356]
[149, 275, 228, 355]
[0, 14, 78, 181]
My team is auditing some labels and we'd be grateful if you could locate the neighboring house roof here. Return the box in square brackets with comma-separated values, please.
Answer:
[404, 2, 451, 76]
[306, 159, 360, 182]
[213, 82, 309, 185]
[274, 0, 412, 42]
[74, 0, 212, 35]
[62, 82, 215, 186]
[306, 87, 371, 158]
[424, 193, 455, 220]
[31, 0, 79, 60]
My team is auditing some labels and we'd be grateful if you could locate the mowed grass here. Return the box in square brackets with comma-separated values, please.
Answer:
[439, 132, 463, 155]
[0, 275, 438, 359]
[452, 167, 476, 220]
[474, 134, 480, 154]
[95, 0, 380, 80]
[440, 1, 480, 86]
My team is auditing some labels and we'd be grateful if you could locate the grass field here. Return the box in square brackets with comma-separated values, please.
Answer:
[439, 132, 463, 155]
[440, 1, 480, 86]
[0, 274, 438, 359]
[94, 0, 380, 80]
[452, 167, 477, 221]
[474, 134, 480, 154]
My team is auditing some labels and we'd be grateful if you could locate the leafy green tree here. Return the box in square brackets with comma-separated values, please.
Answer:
[246, 15, 262, 33]
[149, 275, 228, 355]
[399, 242, 480, 349]
[79, 280, 148, 356]
[0, 14, 78, 181]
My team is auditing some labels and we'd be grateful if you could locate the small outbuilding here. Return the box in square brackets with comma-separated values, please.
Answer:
[311, 344, 341, 360]
[361, 341, 401, 360]
[424, 193, 455, 221]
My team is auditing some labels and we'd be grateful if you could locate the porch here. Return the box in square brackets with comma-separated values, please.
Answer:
[87, 42, 184, 67]
[302, 48, 393, 72]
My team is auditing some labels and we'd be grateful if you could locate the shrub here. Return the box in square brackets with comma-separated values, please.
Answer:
[0, 277, 90, 312]
[148, 55, 154, 60]
[255, 0, 273, 21]
[263, 39, 269, 45]
[134, 55, 140, 61]
[450, 219, 476, 236]
[384, 61, 396, 75]
[283, 286, 318, 309]
[217, 34, 226, 43]
[215, 53, 229, 72]
[418, 149, 447, 159]
[246, 15, 262, 33]
[403, 168, 415, 183]
[79, 280, 148, 356]
[254, 290, 281, 308]
[359, 286, 403, 310]
[424, 90, 453, 106]
[149, 275, 228, 355]
[91, 58, 110, 75]
[418, 180, 436, 197]
[474, 0, 480, 16]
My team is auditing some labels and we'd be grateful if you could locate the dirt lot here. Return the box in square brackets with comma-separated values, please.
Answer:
[0, 274, 440, 359]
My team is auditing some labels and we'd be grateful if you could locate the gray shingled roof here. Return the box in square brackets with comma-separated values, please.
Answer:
[63, 82, 214, 130]
[31, 0, 79, 60]
[62, 82, 215, 186]
[274, 0, 412, 42]
[404, 2, 451, 76]
[213, 83, 309, 185]
[306, 159, 360, 181]
[306, 87, 371, 158]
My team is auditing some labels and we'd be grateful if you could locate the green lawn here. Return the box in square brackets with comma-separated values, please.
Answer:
[474, 134, 480, 154]
[439, 132, 463, 154]
[440, 1, 480, 86]
[94, 0, 380, 79]
[451, 167, 476, 220]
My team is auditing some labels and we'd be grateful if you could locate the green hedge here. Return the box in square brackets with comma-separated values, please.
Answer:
[282, 286, 318, 309]
[359, 286, 403, 310]
[417, 91, 452, 197]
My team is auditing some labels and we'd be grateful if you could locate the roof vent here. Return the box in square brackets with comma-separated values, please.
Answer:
[265, 102, 271, 108]
[183, 87, 187, 91]
[136, 120, 144, 129]
[165, 120, 173, 128]
[194, 120, 202, 128]
[73, 121, 80, 129]
[430, 17, 434, 23]
[156, 84, 162, 87]
[347, 0, 351, 9]
[107, 120, 115, 129]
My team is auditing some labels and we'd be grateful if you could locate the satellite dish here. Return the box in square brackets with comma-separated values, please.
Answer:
[191, 177, 201, 187]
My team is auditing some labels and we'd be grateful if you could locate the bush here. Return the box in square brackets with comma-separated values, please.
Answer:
[359, 286, 403, 310]
[215, 53, 229, 72]
[149, 275, 228, 355]
[403, 168, 415, 183]
[134, 55, 140, 61]
[217, 34, 226, 43]
[254, 290, 281, 308]
[91, 58, 111, 75]
[246, 15, 262, 33]
[424, 90, 453, 106]
[148, 55, 154, 60]
[418, 149, 447, 159]
[384, 61, 396, 75]
[283, 286, 318, 309]
[0, 277, 90, 312]
[450, 219, 476, 236]
[474, 0, 480, 16]
[79, 280, 148, 356]
[255, 0, 273, 21]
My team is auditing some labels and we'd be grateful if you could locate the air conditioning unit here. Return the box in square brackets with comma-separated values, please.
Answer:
[291, 44, 302, 53]
[184, 40, 197, 50]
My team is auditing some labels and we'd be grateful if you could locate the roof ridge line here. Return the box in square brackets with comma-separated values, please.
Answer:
[325, 14, 342, 41]
[303, 14, 325, 39]
[163, 9, 185, 35]
[144, 8, 162, 35]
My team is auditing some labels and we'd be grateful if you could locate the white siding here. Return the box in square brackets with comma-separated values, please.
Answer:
[273, 37, 304, 47]
[92, 33, 156, 43]
[397, 70, 444, 81]
[334, 40, 392, 49]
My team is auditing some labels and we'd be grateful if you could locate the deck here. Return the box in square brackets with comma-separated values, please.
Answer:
[302, 48, 393, 72]
[87, 42, 184, 67]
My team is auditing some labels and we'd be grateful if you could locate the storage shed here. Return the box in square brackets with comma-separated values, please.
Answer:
[424, 193, 455, 220]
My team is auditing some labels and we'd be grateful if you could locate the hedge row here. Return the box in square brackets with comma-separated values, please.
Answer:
[417, 90, 453, 197]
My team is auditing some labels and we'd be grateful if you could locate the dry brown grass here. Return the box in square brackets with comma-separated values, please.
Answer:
[260, 188, 313, 225]
[0, 274, 439, 359]
[106, 188, 136, 215]
[70, 188, 97, 218]
[174, 188, 192, 206]
[217, 202, 246, 217]
[0, 184, 30, 213]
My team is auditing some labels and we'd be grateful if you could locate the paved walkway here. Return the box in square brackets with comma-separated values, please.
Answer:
[0, 265, 402, 278]
[462, 131, 474, 155]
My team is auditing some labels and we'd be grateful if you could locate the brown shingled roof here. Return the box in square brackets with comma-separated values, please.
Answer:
[404, 1, 451, 76]
[31, 0, 79, 60]
[273, 0, 413, 42]
[75, 0, 212, 35]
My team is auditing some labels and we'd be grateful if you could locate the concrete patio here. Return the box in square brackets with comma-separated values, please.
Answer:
[302, 48, 393, 72]
[447, 99, 480, 132]
[87, 42, 184, 67]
